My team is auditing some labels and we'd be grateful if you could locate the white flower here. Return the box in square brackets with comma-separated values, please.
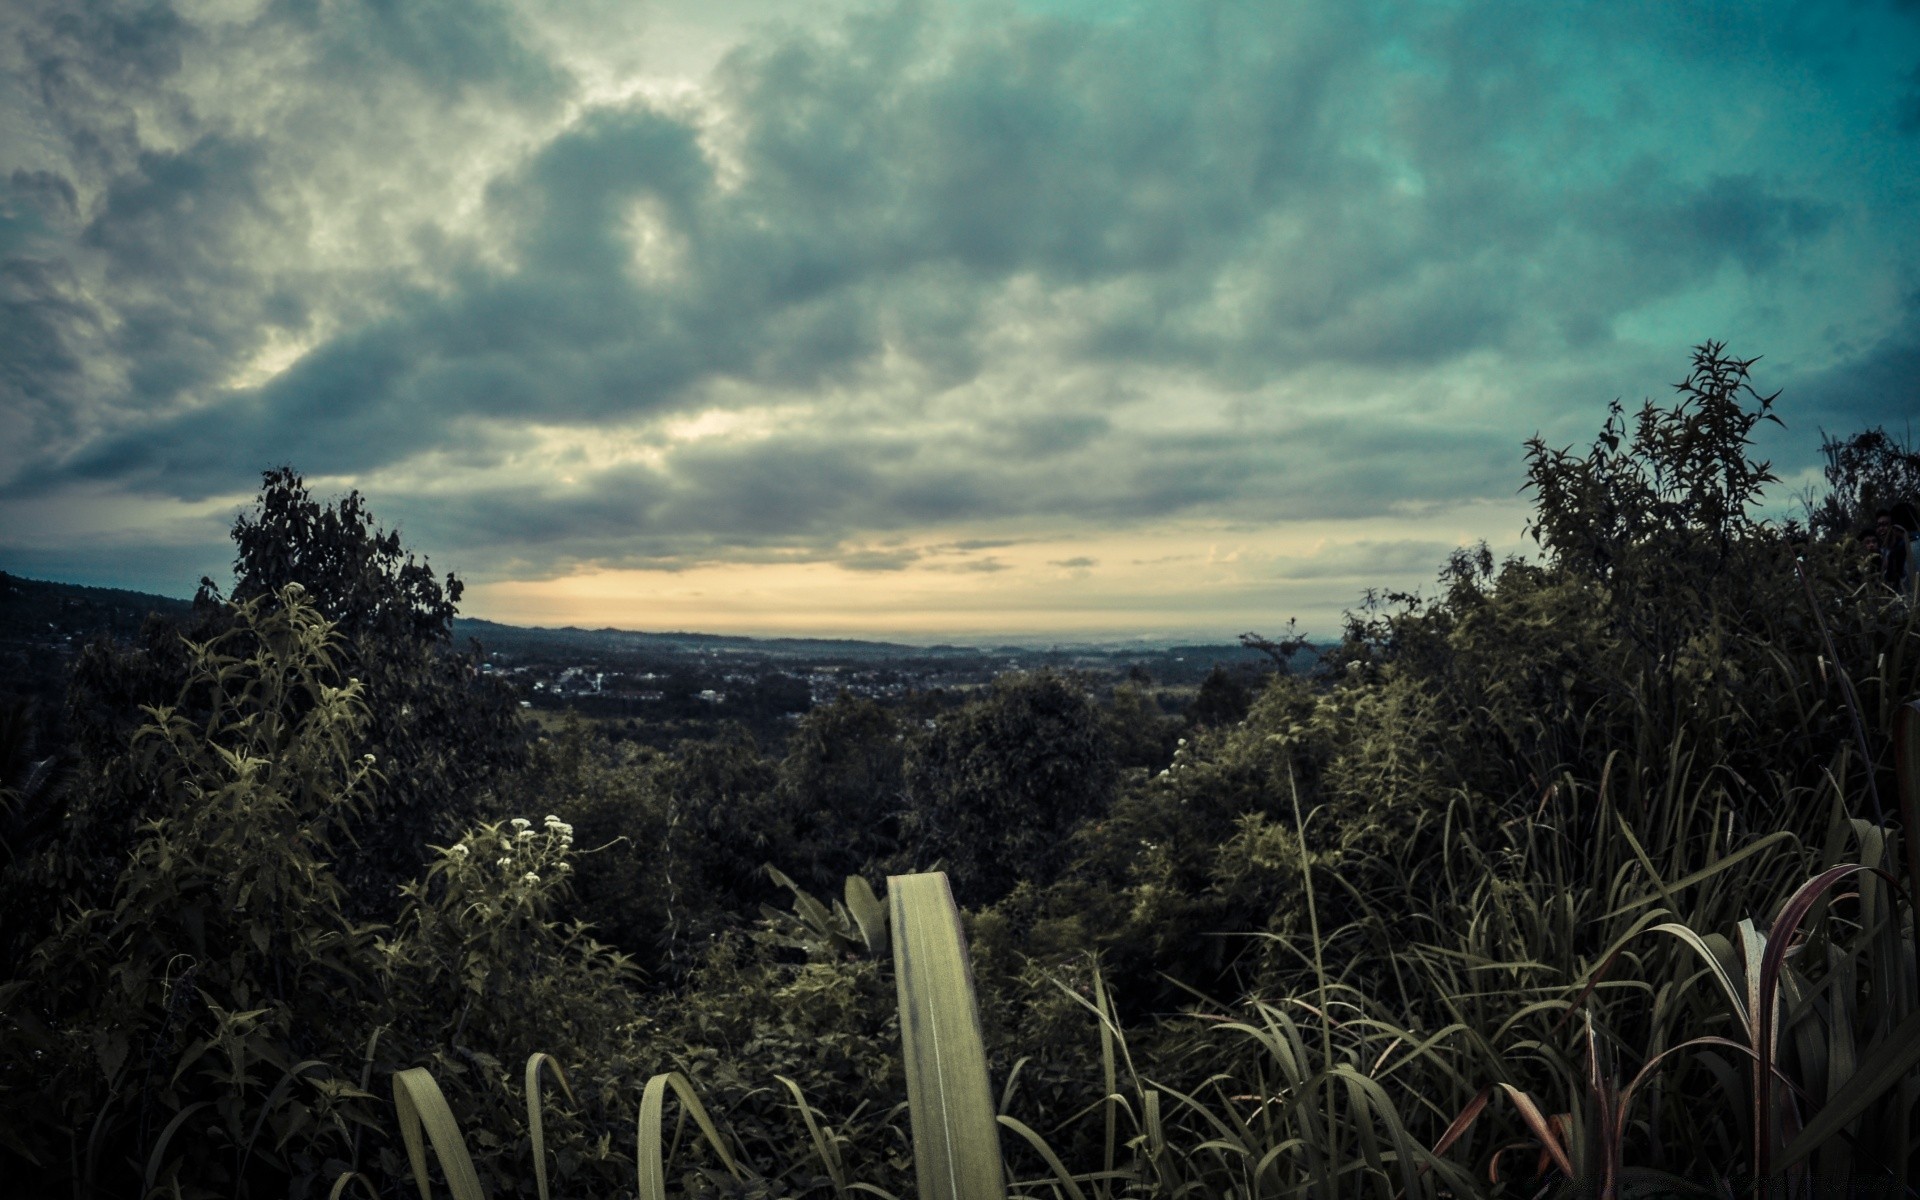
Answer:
[516, 829, 535, 842]
[523, 872, 541, 886]
[557, 862, 571, 873]
[543, 814, 562, 827]
[497, 857, 512, 869]
[511, 817, 531, 831]
[449, 844, 469, 858]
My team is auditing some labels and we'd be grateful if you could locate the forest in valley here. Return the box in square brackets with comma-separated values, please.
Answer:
[4, 341, 1920, 1199]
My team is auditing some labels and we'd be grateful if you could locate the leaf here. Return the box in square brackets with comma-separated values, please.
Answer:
[525, 1052, 576, 1200]
[94, 1027, 128, 1084]
[636, 1070, 742, 1200]
[143, 1101, 213, 1196]
[776, 1074, 848, 1199]
[1895, 699, 1920, 896]
[846, 875, 889, 957]
[391, 1066, 485, 1200]
[890, 871, 1006, 1200]
[995, 1115, 1087, 1200]
[1771, 968, 1920, 1174]
[1595, 831, 1800, 921]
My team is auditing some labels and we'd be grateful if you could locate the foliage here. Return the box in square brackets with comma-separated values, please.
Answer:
[901, 670, 1120, 907]
[218, 467, 531, 921]
[221, 466, 461, 648]
[773, 694, 909, 894]
[1521, 340, 1784, 585]
[0, 587, 387, 1198]
[1800, 425, 1920, 541]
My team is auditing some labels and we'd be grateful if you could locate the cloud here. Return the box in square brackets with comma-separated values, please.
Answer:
[1783, 299, 1920, 433]
[2, 0, 1914, 624]
[838, 547, 920, 571]
[1271, 539, 1461, 581]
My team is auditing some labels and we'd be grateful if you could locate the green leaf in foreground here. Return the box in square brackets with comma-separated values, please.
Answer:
[392, 1066, 485, 1200]
[890, 871, 1006, 1200]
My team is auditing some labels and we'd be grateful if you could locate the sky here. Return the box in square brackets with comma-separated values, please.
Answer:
[2, 0, 1917, 645]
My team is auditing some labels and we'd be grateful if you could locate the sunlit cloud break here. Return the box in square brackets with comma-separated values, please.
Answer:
[2, 0, 1916, 640]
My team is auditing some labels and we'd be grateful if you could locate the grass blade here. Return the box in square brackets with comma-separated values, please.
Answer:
[1897, 700, 1920, 897]
[391, 1066, 485, 1200]
[142, 1100, 211, 1197]
[995, 1115, 1088, 1200]
[890, 871, 1006, 1200]
[525, 1052, 575, 1200]
[636, 1070, 743, 1200]
[777, 1073, 849, 1199]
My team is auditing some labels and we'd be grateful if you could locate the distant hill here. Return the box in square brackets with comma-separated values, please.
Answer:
[0, 571, 197, 643]
[449, 616, 967, 661]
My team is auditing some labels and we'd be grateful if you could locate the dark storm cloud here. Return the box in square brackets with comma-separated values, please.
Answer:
[2, 0, 1912, 591]
[1785, 300, 1920, 432]
[0, 257, 99, 444]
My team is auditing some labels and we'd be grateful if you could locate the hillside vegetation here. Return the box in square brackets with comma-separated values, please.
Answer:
[3, 343, 1919, 1198]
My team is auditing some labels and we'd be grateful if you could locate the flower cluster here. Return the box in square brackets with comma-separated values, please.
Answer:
[436, 813, 578, 904]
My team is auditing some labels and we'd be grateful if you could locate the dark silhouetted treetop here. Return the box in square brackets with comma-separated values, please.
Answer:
[218, 465, 461, 647]
[1799, 426, 1920, 543]
[1522, 340, 1783, 583]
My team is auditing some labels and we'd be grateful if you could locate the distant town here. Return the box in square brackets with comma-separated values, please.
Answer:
[453, 614, 1307, 729]
[1, 572, 1320, 745]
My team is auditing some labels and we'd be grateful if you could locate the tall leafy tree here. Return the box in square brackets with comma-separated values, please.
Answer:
[208, 467, 527, 919]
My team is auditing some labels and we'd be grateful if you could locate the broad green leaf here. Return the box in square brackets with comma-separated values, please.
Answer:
[392, 1067, 484, 1200]
[636, 1070, 742, 1200]
[890, 871, 1006, 1200]
[846, 874, 889, 957]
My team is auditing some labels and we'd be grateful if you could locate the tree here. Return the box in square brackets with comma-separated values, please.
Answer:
[219, 466, 461, 645]
[774, 694, 907, 892]
[0, 588, 387, 1198]
[1521, 340, 1784, 584]
[1798, 426, 1920, 541]
[62, 467, 528, 926]
[205, 469, 528, 918]
[1187, 664, 1255, 728]
[901, 671, 1118, 907]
